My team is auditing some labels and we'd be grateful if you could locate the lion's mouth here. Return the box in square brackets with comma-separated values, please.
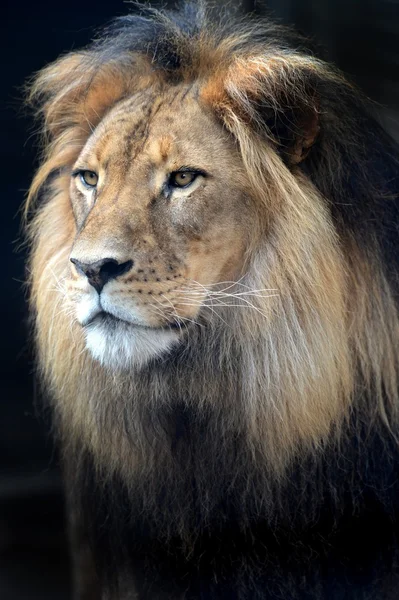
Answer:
[85, 311, 183, 331]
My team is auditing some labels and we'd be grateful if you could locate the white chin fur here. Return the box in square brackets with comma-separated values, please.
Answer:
[85, 319, 180, 371]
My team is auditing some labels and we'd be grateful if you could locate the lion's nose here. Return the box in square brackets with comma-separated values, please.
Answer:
[70, 257, 133, 293]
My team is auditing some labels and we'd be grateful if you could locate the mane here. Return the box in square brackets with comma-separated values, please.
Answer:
[26, 1, 399, 544]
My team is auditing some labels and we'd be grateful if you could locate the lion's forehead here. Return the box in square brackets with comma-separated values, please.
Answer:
[80, 86, 239, 178]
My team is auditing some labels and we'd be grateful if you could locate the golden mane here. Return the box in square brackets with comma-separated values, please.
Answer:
[27, 2, 399, 478]
[25, 2, 399, 595]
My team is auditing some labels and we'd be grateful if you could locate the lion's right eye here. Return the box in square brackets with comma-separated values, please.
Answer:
[78, 170, 98, 189]
[169, 171, 198, 188]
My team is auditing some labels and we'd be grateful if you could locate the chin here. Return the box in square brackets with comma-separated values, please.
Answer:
[84, 314, 181, 371]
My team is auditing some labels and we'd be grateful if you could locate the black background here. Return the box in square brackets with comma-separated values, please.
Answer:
[1, 0, 399, 598]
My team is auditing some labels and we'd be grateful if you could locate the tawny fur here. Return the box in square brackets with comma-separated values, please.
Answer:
[25, 1, 399, 596]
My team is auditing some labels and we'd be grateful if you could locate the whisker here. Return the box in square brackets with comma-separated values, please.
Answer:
[177, 289, 278, 298]
[159, 294, 202, 328]
[205, 296, 271, 319]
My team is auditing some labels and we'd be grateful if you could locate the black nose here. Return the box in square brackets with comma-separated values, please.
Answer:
[70, 257, 133, 293]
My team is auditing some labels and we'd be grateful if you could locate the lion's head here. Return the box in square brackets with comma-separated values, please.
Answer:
[62, 87, 254, 369]
[26, 2, 399, 478]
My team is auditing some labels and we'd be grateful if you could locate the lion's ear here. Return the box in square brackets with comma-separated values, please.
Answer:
[28, 52, 153, 140]
[201, 54, 322, 165]
[26, 52, 156, 210]
[29, 53, 99, 139]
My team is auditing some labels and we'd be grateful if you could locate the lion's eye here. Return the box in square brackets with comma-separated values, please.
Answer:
[79, 170, 98, 188]
[169, 171, 198, 188]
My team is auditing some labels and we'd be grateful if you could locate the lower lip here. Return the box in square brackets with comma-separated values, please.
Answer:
[85, 312, 181, 331]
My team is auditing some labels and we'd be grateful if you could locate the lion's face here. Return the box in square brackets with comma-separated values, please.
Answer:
[67, 86, 254, 369]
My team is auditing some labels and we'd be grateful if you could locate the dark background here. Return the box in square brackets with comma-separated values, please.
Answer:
[1, 0, 399, 598]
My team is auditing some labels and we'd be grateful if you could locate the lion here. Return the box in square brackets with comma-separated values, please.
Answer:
[26, 1, 399, 598]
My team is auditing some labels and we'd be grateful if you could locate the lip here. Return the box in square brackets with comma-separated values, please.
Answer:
[84, 311, 182, 331]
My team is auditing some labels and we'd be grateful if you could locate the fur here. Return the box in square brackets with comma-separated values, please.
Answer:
[26, 2, 399, 598]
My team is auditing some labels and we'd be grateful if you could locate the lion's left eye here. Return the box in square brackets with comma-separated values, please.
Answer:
[78, 170, 98, 188]
[169, 171, 198, 189]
